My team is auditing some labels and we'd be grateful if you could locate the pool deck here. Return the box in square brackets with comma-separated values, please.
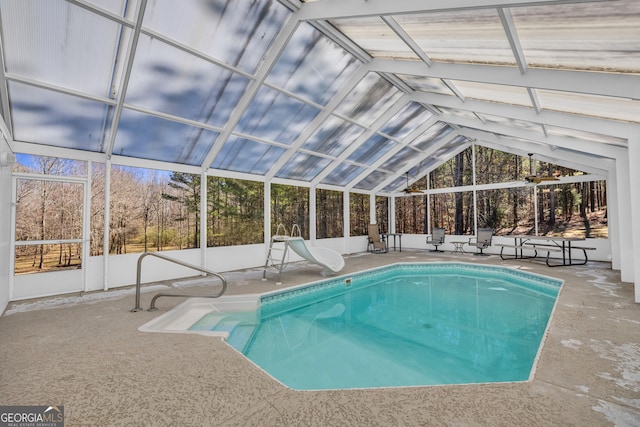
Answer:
[1, 250, 639, 426]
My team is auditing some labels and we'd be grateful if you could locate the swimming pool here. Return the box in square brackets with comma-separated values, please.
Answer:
[184, 263, 563, 390]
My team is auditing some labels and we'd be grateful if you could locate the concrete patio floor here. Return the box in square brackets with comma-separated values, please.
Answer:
[1, 250, 639, 426]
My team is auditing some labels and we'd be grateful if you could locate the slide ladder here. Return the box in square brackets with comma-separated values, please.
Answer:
[262, 224, 293, 284]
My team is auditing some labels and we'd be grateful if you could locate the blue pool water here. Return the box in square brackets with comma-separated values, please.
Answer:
[189, 263, 562, 390]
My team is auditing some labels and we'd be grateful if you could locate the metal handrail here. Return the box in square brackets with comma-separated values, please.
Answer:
[131, 252, 227, 312]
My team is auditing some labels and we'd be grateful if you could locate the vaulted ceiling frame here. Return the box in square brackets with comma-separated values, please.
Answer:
[200, 13, 303, 173]
[1, 0, 634, 202]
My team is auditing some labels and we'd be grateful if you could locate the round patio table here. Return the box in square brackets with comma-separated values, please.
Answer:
[451, 241, 466, 254]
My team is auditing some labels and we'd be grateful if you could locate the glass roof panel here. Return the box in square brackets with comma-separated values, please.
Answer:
[379, 146, 420, 172]
[547, 126, 627, 147]
[275, 153, 332, 181]
[330, 16, 420, 60]
[537, 90, 640, 124]
[234, 86, 320, 145]
[266, 22, 362, 105]
[320, 163, 366, 186]
[125, 35, 249, 127]
[113, 109, 218, 165]
[353, 170, 392, 191]
[334, 73, 403, 126]
[8, 82, 108, 152]
[142, 0, 290, 73]
[382, 175, 407, 193]
[379, 102, 433, 140]
[449, 80, 532, 107]
[302, 116, 366, 157]
[512, 0, 640, 73]
[0, 0, 122, 97]
[395, 74, 455, 96]
[394, 9, 516, 66]
[410, 122, 454, 151]
[419, 136, 470, 171]
[211, 135, 285, 174]
[347, 134, 396, 165]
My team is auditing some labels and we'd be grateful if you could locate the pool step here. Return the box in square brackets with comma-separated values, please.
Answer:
[192, 314, 256, 351]
[226, 324, 257, 351]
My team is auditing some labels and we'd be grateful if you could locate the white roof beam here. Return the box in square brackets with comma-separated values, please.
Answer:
[380, 16, 432, 66]
[527, 88, 542, 113]
[103, 0, 147, 157]
[371, 59, 640, 99]
[3, 73, 117, 106]
[298, 0, 604, 20]
[410, 91, 632, 139]
[497, 8, 528, 74]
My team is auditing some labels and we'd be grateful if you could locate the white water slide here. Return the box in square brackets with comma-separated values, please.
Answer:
[286, 237, 345, 276]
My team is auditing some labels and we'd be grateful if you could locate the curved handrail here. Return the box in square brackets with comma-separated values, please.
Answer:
[131, 252, 227, 312]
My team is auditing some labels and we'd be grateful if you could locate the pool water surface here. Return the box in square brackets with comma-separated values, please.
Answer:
[189, 263, 563, 390]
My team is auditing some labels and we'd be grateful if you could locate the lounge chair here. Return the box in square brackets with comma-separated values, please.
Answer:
[426, 227, 446, 252]
[468, 228, 493, 255]
[367, 224, 387, 253]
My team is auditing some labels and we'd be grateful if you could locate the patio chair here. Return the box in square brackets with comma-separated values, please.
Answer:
[468, 228, 493, 255]
[367, 224, 387, 253]
[426, 227, 446, 252]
